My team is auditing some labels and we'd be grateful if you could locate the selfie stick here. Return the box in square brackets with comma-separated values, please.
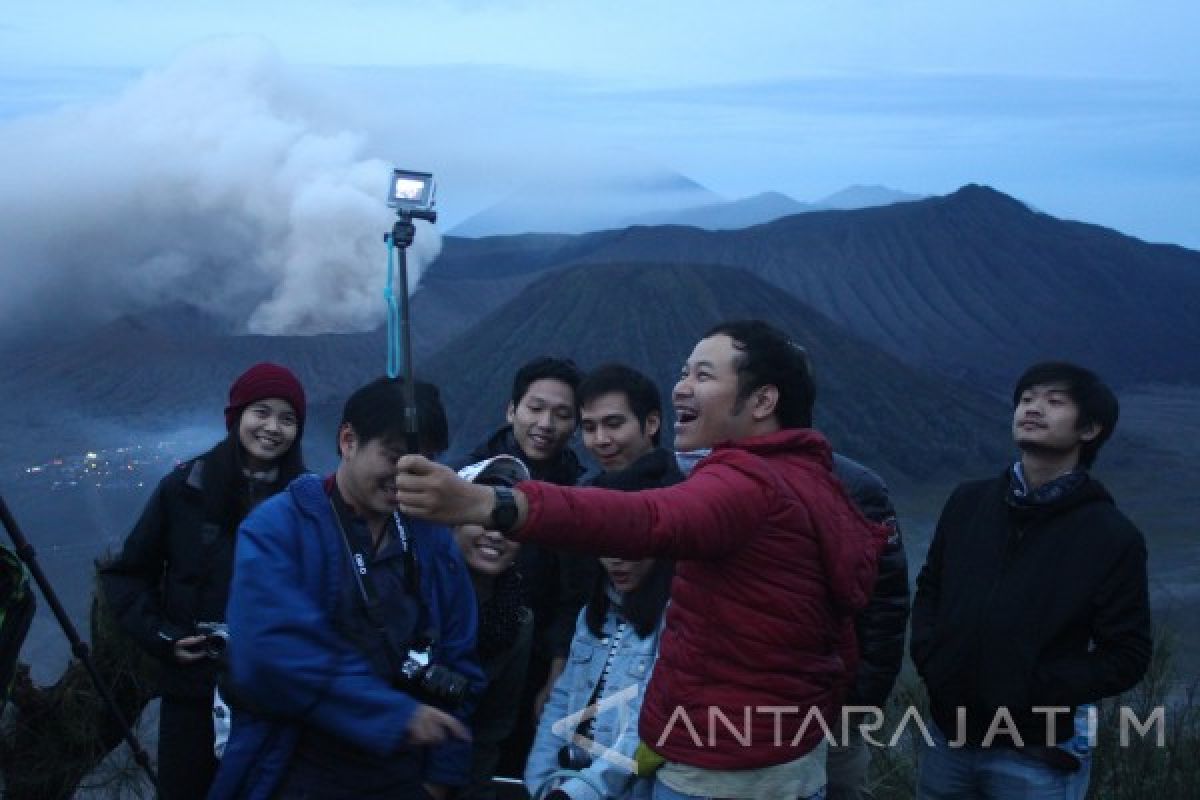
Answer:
[385, 205, 436, 456]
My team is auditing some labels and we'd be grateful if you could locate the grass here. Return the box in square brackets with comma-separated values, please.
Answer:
[864, 628, 1200, 799]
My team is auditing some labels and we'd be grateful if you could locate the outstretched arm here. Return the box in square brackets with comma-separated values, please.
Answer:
[395, 453, 774, 561]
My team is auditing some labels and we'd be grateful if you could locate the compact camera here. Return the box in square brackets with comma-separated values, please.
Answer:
[399, 641, 469, 709]
[194, 621, 230, 660]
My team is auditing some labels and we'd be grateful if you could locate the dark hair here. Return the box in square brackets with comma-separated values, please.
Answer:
[577, 363, 664, 446]
[511, 356, 582, 409]
[586, 559, 674, 639]
[337, 377, 449, 457]
[201, 431, 306, 536]
[1012, 361, 1118, 468]
[703, 320, 816, 429]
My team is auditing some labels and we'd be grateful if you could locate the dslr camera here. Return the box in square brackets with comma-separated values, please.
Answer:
[194, 621, 230, 660]
[398, 639, 469, 710]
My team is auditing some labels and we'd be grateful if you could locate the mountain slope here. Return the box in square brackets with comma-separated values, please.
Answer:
[421, 261, 1008, 479]
[416, 185, 1200, 386]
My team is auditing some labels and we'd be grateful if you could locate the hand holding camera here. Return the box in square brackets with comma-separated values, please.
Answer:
[174, 621, 230, 664]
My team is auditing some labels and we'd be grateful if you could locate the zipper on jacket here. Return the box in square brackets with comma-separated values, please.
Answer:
[582, 620, 627, 739]
[967, 508, 1038, 722]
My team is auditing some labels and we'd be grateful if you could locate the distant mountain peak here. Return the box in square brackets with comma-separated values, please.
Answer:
[815, 184, 924, 210]
[944, 183, 1029, 208]
[449, 165, 720, 237]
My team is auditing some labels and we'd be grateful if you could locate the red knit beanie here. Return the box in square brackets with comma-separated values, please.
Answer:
[224, 362, 307, 431]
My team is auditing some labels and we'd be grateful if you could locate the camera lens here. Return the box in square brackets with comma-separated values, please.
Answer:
[204, 632, 228, 659]
[557, 744, 593, 770]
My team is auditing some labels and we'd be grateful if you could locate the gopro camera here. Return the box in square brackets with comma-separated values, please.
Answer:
[386, 169, 437, 222]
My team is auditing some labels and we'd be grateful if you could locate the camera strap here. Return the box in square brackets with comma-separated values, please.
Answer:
[326, 492, 423, 685]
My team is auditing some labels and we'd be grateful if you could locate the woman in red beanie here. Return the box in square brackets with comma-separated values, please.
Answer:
[99, 362, 308, 800]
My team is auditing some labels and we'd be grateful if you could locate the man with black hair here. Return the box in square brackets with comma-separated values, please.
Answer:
[910, 361, 1151, 799]
[455, 356, 593, 776]
[463, 356, 585, 486]
[209, 377, 483, 800]
[578, 362, 681, 488]
[396, 321, 888, 800]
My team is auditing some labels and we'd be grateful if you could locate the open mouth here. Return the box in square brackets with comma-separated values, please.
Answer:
[675, 407, 698, 425]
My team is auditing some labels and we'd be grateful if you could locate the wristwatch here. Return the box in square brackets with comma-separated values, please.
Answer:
[489, 486, 518, 534]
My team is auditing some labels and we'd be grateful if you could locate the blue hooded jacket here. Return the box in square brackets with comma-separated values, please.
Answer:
[208, 474, 483, 799]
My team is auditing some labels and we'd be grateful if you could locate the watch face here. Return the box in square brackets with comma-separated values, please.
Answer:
[492, 487, 518, 531]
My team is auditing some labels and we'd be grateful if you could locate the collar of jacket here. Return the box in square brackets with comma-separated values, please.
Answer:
[1003, 466, 1114, 521]
[711, 428, 834, 469]
[589, 447, 683, 491]
[472, 425, 584, 486]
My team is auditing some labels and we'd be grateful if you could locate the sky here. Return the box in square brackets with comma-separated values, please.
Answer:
[0, 0, 1197, 335]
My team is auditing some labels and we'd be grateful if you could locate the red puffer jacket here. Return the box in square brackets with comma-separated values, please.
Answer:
[516, 429, 889, 770]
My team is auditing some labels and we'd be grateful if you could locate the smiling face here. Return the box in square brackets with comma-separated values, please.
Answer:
[600, 556, 657, 594]
[580, 391, 659, 473]
[507, 378, 577, 462]
[237, 398, 299, 470]
[1012, 381, 1099, 464]
[672, 334, 756, 451]
[335, 427, 406, 522]
[453, 523, 521, 578]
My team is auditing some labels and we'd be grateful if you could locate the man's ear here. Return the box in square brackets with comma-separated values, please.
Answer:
[505, 401, 516, 426]
[337, 423, 357, 458]
[645, 410, 661, 439]
[751, 386, 780, 421]
[1079, 421, 1102, 443]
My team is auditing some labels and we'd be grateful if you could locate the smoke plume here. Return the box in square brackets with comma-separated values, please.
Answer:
[0, 39, 440, 337]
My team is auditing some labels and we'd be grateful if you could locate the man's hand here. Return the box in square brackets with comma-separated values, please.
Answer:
[394, 455, 498, 526]
[172, 635, 208, 664]
[406, 704, 470, 746]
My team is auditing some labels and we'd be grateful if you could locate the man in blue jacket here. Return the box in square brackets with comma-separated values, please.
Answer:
[210, 377, 483, 800]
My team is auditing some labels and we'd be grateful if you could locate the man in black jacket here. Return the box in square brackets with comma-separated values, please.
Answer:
[455, 356, 592, 777]
[579, 362, 684, 491]
[911, 362, 1151, 799]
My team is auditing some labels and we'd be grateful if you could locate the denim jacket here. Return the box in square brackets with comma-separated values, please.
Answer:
[525, 605, 663, 800]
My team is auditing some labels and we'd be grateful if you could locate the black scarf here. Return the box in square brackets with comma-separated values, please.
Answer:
[476, 567, 526, 659]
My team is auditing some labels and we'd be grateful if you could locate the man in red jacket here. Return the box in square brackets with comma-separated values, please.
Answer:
[397, 320, 888, 800]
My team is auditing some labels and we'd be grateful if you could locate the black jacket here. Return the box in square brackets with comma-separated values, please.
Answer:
[910, 470, 1152, 746]
[589, 447, 683, 493]
[455, 426, 587, 661]
[833, 454, 910, 708]
[459, 426, 584, 487]
[99, 452, 293, 698]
